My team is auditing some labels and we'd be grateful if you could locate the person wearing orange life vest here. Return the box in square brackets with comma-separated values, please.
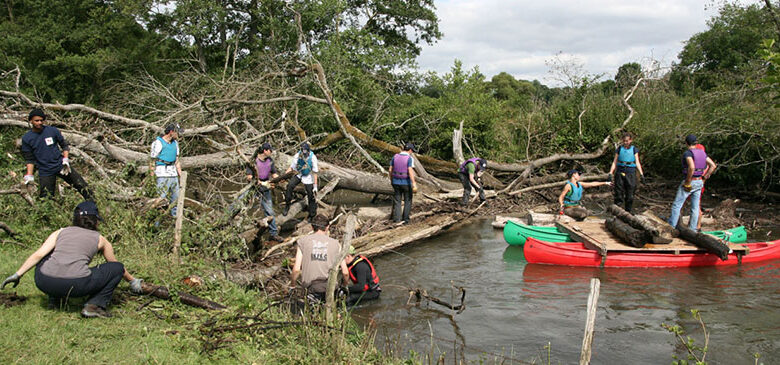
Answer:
[343, 245, 380, 306]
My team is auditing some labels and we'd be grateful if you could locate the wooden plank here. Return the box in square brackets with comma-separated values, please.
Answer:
[557, 221, 607, 256]
[580, 278, 600, 365]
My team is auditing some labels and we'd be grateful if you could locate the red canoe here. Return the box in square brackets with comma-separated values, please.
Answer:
[524, 237, 780, 268]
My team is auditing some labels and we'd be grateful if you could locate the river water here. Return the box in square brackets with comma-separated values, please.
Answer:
[351, 218, 780, 364]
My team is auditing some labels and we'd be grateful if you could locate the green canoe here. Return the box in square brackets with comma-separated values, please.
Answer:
[503, 220, 748, 246]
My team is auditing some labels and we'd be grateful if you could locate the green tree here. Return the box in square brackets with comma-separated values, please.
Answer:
[615, 62, 642, 90]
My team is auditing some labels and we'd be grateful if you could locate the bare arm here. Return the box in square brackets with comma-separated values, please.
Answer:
[469, 173, 480, 188]
[409, 168, 417, 188]
[99, 236, 134, 282]
[175, 158, 183, 177]
[685, 156, 695, 185]
[341, 260, 350, 286]
[635, 153, 644, 176]
[13, 229, 61, 277]
[290, 247, 303, 288]
[26, 163, 34, 176]
[704, 157, 717, 180]
[608, 153, 618, 175]
[581, 181, 610, 188]
[558, 184, 572, 209]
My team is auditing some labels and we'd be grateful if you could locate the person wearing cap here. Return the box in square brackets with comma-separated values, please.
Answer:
[388, 142, 418, 224]
[283, 142, 319, 220]
[557, 169, 612, 221]
[289, 214, 348, 302]
[150, 123, 183, 217]
[246, 142, 282, 242]
[1, 201, 144, 318]
[20, 108, 93, 200]
[458, 157, 487, 206]
[608, 131, 645, 213]
[667, 135, 716, 230]
[342, 245, 381, 306]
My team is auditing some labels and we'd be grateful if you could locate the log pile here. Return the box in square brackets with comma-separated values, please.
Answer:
[607, 205, 673, 244]
[605, 217, 649, 248]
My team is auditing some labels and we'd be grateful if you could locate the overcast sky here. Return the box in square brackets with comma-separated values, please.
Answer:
[415, 0, 725, 86]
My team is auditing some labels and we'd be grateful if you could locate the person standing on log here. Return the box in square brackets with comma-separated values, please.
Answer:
[283, 142, 319, 221]
[246, 142, 282, 242]
[0, 201, 143, 318]
[458, 158, 487, 206]
[558, 169, 612, 221]
[688, 143, 710, 231]
[608, 132, 644, 213]
[667, 135, 716, 231]
[21, 108, 93, 200]
[290, 214, 348, 302]
[388, 142, 418, 224]
[342, 245, 381, 306]
[149, 123, 183, 217]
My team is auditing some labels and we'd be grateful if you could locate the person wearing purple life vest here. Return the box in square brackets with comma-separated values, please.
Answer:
[245, 142, 282, 242]
[458, 157, 487, 206]
[388, 142, 418, 224]
[667, 135, 717, 231]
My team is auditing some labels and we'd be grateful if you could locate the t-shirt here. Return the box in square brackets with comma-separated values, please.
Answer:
[464, 161, 476, 175]
[38, 226, 100, 279]
[390, 152, 415, 185]
[245, 157, 277, 180]
[289, 152, 319, 184]
[297, 232, 340, 293]
[150, 138, 180, 177]
[21, 126, 68, 176]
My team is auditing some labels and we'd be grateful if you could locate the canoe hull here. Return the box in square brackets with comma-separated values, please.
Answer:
[524, 237, 780, 268]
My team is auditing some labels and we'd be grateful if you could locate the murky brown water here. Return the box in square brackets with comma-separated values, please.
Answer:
[351, 218, 780, 363]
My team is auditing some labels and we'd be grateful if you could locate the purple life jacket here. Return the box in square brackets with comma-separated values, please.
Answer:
[255, 157, 273, 181]
[391, 153, 411, 179]
[682, 149, 707, 177]
[459, 157, 482, 174]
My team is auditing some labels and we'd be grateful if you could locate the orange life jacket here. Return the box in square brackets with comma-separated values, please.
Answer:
[348, 255, 380, 291]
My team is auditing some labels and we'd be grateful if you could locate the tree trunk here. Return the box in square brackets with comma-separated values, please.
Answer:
[139, 282, 226, 310]
[637, 210, 679, 240]
[605, 217, 648, 248]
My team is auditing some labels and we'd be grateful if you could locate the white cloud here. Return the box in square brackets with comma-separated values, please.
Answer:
[414, 0, 721, 86]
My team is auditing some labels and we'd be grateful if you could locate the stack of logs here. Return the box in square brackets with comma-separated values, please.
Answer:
[605, 204, 730, 260]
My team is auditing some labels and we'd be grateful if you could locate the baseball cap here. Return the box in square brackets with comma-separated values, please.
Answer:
[261, 142, 273, 151]
[75, 201, 102, 221]
[403, 142, 417, 152]
[685, 134, 697, 145]
[479, 158, 487, 170]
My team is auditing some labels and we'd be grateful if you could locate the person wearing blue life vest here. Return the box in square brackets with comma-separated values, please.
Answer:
[557, 169, 612, 221]
[608, 132, 645, 213]
[388, 142, 418, 224]
[458, 157, 487, 206]
[149, 123, 183, 217]
[20, 109, 92, 200]
[245, 142, 283, 242]
[283, 142, 319, 221]
[667, 135, 716, 231]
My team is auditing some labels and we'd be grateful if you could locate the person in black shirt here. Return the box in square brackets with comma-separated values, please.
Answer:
[343, 246, 381, 306]
[20, 109, 92, 199]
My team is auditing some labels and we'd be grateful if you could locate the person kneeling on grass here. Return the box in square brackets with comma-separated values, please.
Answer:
[1, 201, 143, 318]
[558, 169, 612, 221]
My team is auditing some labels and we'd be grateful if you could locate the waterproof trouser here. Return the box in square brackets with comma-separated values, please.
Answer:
[613, 168, 637, 213]
[391, 184, 413, 223]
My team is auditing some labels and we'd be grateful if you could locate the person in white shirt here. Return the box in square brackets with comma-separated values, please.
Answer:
[149, 123, 183, 217]
[283, 142, 319, 221]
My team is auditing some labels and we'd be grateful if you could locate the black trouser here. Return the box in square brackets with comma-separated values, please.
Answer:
[39, 168, 92, 200]
[391, 184, 413, 223]
[347, 290, 380, 306]
[284, 175, 316, 219]
[458, 172, 485, 205]
[613, 168, 637, 213]
[34, 261, 124, 309]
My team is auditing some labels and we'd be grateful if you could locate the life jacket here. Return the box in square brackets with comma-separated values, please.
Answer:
[155, 136, 178, 166]
[391, 153, 411, 179]
[564, 181, 583, 207]
[255, 157, 273, 181]
[459, 157, 482, 174]
[348, 255, 380, 291]
[682, 148, 707, 177]
[296, 153, 313, 176]
[617, 145, 636, 168]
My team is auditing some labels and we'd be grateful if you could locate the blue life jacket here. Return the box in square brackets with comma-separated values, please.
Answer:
[155, 137, 178, 166]
[564, 181, 583, 206]
[617, 145, 636, 168]
[296, 153, 313, 176]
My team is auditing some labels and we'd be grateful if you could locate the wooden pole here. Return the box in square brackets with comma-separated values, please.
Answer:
[173, 171, 187, 260]
[580, 278, 600, 365]
[326, 213, 356, 323]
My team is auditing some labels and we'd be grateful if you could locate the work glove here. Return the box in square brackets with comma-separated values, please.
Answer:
[1, 273, 20, 289]
[129, 278, 144, 294]
[312, 184, 318, 194]
[683, 183, 692, 192]
[607, 174, 612, 182]
[23, 174, 34, 185]
[60, 157, 71, 176]
[412, 183, 418, 193]
[640, 174, 646, 184]
[336, 287, 347, 298]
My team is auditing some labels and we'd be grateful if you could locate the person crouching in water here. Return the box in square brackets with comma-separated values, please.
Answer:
[558, 170, 612, 221]
[343, 245, 380, 306]
[1, 201, 143, 318]
[608, 132, 645, 213]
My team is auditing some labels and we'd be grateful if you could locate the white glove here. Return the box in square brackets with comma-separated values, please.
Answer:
[23, 175, 34, 185]
[60, 157, 71, 176]
[129, 278, 144, 294]
[312, 184, 318, 193]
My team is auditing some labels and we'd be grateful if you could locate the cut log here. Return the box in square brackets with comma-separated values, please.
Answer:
[605, 217, 649, 248]
[676, 224, 731, 260]
[353, 214, 460, 257]
[139, 282, 226, 310]
[276, 177, 339, 227]
[437, 189, 497, 201]
[527, 211, 575, 226]
[637, 210, 679, 239]
[607, 204, 672, 244]
[356, 206, 391, 220]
